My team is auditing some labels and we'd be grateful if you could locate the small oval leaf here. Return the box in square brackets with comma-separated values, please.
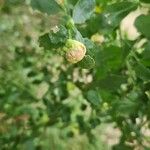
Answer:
[78, 55, 95, 69]
[73, 0, 95, 24]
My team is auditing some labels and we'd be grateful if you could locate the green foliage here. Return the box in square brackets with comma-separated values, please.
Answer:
[135, 14, 150, 39]
[103, 2, 138, 28]
[31, 0, 63, 15]
[134, 62, 150, 82]
[0, 0, 150, 149]
[86, 90, 101, 106]
[140, 0, 150, 3]
[39, 25, 69, 49]
[78, 55, 95, 69]
[73, 0, 96, 24]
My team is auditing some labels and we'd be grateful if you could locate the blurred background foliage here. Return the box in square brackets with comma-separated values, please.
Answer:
[0, 0, 150, 150]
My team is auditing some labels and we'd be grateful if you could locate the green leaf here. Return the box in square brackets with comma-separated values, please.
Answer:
[23, 140, 35, 150]
[78, 55, 95, 69]
[73, 28, 84, 43]
[140, 0, 150, 3]
[135, 14, 150, 39]
[48, 25, 68, 44]
[113, 100, 138, 117]
[141, 42, 150, 67]
[39, 33, 52, 50]
[134, 62, 150, 82]
[113, 143, 134, 150]
[86, 90, 101, 106]
[95, 45, 123, 79]
[83, 38, 97, 57]
[89, 117, 101, 128]
[112, 90, 140, 117]
[30, 0, 63, 15]
[73, 0, 96, 24]
[39, 25, 68, 50]
[103, 2, 137, 28]
[98, 74, 127, 91]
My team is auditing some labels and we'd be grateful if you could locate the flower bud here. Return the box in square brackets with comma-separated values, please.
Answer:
[64, 39, 86, 64]
[91, 33, 105, 45]
[120, 7, 148, 41]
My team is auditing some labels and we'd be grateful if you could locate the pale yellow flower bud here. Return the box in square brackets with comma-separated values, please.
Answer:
[64, 39, 86, 63]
